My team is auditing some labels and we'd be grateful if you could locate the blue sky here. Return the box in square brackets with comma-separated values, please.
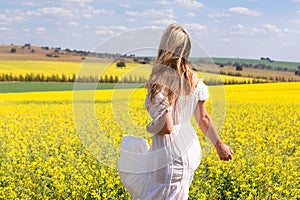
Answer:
[0, 0, 300, 61]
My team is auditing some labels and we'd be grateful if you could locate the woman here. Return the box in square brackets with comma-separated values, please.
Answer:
[118, 24, 233, 200]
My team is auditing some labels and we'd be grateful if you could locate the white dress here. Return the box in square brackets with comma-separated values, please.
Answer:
[118, 79, 209, 200]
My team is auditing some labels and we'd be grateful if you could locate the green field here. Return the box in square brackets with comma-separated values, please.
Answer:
[188, 57, 300, 70]
[0, 82, 144, 93]
[211, 57, 300, 70]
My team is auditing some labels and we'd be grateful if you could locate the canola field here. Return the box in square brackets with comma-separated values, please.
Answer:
[0, 82, 299, 199]
[0, 60, 258, 84]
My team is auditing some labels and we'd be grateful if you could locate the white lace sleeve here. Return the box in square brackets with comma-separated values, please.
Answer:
[145, 91, 172, 135]
[195, 79, 209, 101]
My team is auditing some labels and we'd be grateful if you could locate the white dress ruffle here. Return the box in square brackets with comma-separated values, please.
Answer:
[118, 79, 209, 200]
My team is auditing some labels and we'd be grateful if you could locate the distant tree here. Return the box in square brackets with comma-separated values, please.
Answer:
[18, 74, 24, 81]
[104, 75, 109, 83]
[99, 76, 104, 83]
[295, 71, 300, 76]
[266, 65, 272, 70]
[144, 57, 151, 64]
[31, 49, 35, 53]
[116, 61, 126, 68]
[236, 66, 243, 71]
[115, 76, 119, 83]
[10, 48, 17, 53]
[297, 65, 300, 70]
[109, 75, 114, 83]
[219, 64, 224, 68]
[41, 46, 49, 50]
[240, 63, 250, 68]
[61, 74, 67, 82]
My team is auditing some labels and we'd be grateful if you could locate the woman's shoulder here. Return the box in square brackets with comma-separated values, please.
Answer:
[192, 73, 209, 101]
[192, 72, 205, 89]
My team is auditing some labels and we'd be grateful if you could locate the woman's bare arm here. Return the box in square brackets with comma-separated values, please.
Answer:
[194, 100, 233, 161]
[157, 110, 173, 135]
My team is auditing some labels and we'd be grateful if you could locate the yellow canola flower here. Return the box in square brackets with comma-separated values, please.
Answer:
[0, 82, 299, 199]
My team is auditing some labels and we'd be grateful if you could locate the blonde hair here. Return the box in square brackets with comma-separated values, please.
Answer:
[146, 23, 195, 106]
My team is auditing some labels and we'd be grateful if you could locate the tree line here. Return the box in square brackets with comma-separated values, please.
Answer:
[0, 73, 147, 83]
[203, 69, 300, 83]
[1, 72, 299, 85]
[216, 61, 299, 73]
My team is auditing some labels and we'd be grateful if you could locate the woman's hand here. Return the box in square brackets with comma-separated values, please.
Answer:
[214, 139, 233, 161]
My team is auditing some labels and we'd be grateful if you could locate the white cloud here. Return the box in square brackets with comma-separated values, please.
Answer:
[228, 24, 284, 36]
[83, 14, 93, 18]
[183, 23, 207, 31]
[262, 24, 280, 33]
[291, 19, 300, 24]
[19, 5, 114, 22]
[220, 38, 231, 43]
[228, 24, 256, 36]
[176, 0, 203, 9]
[95, 25, 129, 35]
[281, 42, 296, 46]
[283, 28, 300, 34]
[125, 8, 176, 26]
[73, 5, 115, 18]
[37, 7, 73, 17]
[118, 3, 131, 8]
[0, 14, 10, 22]
[92, 9, 115, 15]
[70, 22, 78, 26]
[155, 0, 203, 9]
[95, 30, 114, 35]
[63, 0, 93, 2]
[292, 0, 300, 2]
[186, 12, 197, 17]
[250, 27, 264, 34]
[228, 7, 262, 16]
[0, 11, 27, 25]
[126, 9, 176, 19]
[36, 27, 46, 34]
[297, 10, 300, 14]
[126, 18, 135, 23]
[234, 24, 244, 30]
[22, 28, 30, 32]
[207, 12, 231, 18]
[151, 19, 177, 25]
[155, 0, 170, 5]
[23, 2, 40, 6]
[0, 27, 10, 31]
